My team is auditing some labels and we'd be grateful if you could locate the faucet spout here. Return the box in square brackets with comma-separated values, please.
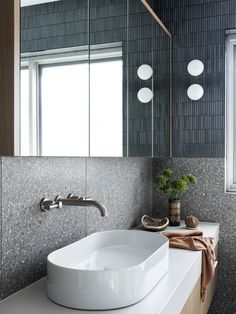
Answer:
[84, 199, 108, 217]
[60, 194, 108, 217]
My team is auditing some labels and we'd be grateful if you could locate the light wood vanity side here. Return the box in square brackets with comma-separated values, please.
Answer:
[200, 263, 218, 314]
[181, 245, 218, 314]
[181, 278, 201, 314]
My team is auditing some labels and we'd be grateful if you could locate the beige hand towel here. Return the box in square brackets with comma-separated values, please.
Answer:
[162, 230, 215, 302]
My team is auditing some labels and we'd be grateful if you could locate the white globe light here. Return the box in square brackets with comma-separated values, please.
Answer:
[187, 60, 204, 76]
[187, 84, 204, 101]
[137, 88, 153, 103]
[137, 64, 153, 80]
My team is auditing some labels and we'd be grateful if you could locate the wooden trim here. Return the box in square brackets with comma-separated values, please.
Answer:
[140, 0, 172, 38]
[0, 0, 20, 155]
[181, 262, 218, 314]
[181, 278, 201, 314]
[200, 263, 218, 314]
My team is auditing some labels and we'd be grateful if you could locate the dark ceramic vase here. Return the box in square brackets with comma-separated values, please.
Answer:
[168, 199, 181, 226]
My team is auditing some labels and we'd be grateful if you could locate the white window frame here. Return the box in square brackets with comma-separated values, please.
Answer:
[225, 33, 236, 192]
[20, 43, 122, 156]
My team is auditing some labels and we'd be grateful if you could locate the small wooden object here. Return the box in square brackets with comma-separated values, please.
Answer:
[141, 215, 169, 231]
[185, 215, 200, 228]
[168, 199, 181, 226]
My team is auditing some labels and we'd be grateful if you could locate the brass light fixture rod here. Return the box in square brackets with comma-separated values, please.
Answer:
[140, 0, 173, 158]
[140, 0, 172, 38]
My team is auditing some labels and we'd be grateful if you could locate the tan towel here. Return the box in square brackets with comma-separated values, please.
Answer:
[162, 230, 215, 302]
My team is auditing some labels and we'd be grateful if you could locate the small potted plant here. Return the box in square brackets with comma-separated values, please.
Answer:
[155, 168, 197, 226]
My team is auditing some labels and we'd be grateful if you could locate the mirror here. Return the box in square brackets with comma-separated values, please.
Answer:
[19, 0, 172, 157]
[187, 59, 204, 77]
[187, 84, 204, 101]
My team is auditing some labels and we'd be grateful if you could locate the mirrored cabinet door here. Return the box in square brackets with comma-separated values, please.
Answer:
[20, 0, 90, 156]
[88, 0, 128, 157]
[19, 0, 171, 157]
[127, 0, 170, 157]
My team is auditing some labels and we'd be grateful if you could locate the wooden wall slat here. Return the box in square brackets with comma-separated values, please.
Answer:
[0, 0, 19, 155]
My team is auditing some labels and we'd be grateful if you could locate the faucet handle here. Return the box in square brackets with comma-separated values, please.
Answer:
[67, 193, 79, 200]
[40, 196, 62, 212]
[40, 198, 51, 211]
[54, 195, 63, 209]
[67, 193, 83, 200]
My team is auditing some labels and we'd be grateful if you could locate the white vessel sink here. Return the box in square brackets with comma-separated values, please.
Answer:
[47, 230, 169, 310]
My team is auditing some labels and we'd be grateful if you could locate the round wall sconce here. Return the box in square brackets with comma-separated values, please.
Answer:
[187, 84, 204, 101]
[137, 87, 153, 103]
[187, 60, 204, 76]
[137, 64, 153, 80]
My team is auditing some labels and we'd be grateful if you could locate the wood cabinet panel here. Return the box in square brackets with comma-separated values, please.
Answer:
[181, 259, 218, 314]
[200, 263, 218, 314]
[181, 278, 201, 314]
[0, 0, 19, 155]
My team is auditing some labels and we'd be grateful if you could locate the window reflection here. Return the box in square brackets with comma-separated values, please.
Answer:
[20, 49, 123, 156]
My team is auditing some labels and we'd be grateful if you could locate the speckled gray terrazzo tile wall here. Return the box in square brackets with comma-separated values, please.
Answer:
[152, 158, 236, 314]
[86, 158, 152, 234]
[0, 157, 152, 299]
[0, 158, 2, 300]
[1, 157, 87, 298]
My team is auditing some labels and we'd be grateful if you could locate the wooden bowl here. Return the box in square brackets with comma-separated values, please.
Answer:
[141, 215, 169, 231]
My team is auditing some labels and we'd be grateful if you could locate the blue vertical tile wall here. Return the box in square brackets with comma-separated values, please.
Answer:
[155, 0, 234, 157]
[0, 158, 2, 300]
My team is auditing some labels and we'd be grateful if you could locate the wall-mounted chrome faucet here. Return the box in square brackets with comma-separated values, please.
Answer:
[60, 194, 107, 217]
[39, 194, 108, 217]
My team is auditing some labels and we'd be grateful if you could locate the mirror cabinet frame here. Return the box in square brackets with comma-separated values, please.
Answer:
[0, 0, 20, 155]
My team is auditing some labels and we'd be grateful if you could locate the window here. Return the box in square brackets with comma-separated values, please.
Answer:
[226, 33, 236, 192]
[20, 45, 123, 156]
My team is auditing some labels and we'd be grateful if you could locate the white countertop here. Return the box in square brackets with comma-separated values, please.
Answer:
[0, 222, 219, 314]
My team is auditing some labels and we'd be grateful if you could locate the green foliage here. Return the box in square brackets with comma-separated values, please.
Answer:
[155, 168, 197, 200]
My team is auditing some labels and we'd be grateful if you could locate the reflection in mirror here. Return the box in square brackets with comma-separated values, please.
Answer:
[19, 0, 171, 157]
[187, 84, 204, 101]
[90, 59, 123, 157]
[137, 64, 153, 80]
[187, 60, 204, 76]
[20, 68, 30, 155]
[126, 0, 171, 157]
[21, 45, 122, 156]
[21, 0, 61, 5]
[40, 62, 89, 156]
[137, 88, 154, 103]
